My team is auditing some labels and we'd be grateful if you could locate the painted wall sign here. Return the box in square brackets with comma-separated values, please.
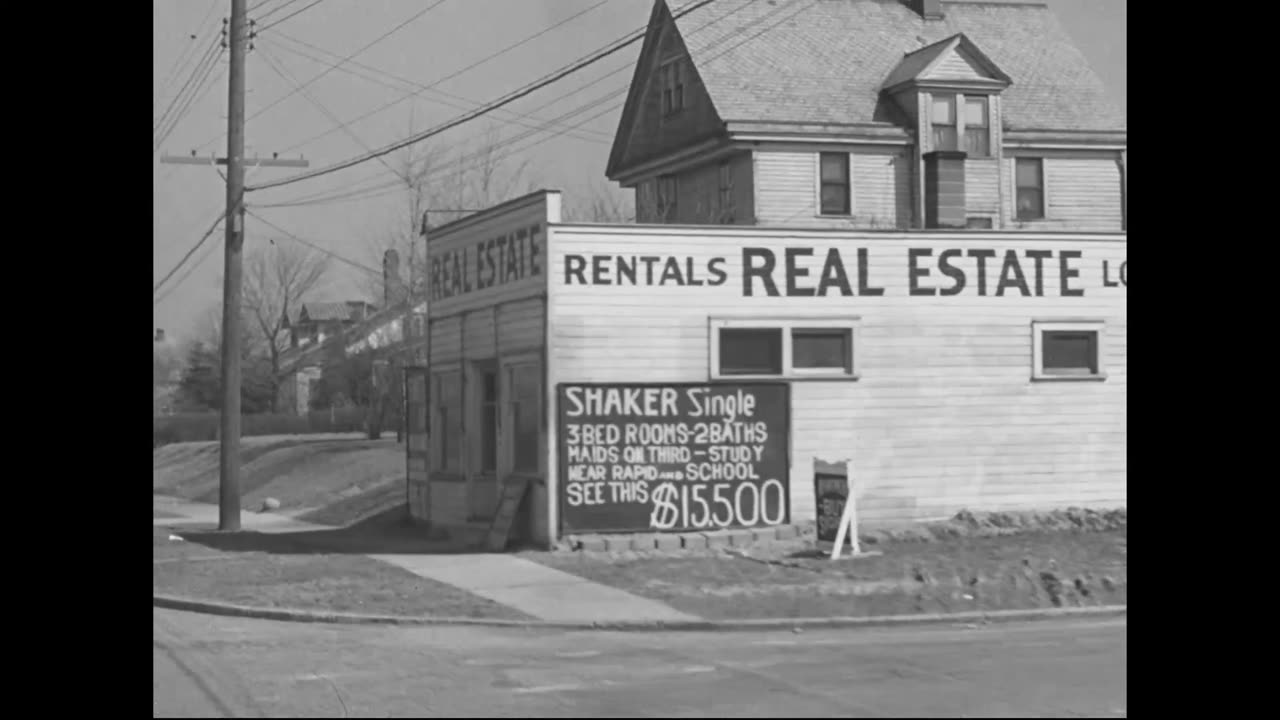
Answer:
[429, 223, 543, 301]
[557, 382, 790, 534]
[562, 247, 1126, 298]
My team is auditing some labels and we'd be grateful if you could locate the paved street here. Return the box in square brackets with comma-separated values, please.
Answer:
[153, 609, 1126, 718]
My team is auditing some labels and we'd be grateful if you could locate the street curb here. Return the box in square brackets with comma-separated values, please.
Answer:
[153, 594, 1126, 632]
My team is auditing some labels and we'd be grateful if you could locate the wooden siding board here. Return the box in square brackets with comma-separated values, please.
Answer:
[546, 228, 1126, 526]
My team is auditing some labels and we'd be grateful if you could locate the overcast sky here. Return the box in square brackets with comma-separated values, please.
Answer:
[153, 0, 1126, 343]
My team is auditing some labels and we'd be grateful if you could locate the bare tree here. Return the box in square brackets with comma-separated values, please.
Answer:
[564, 180, 634, 223]
[357, 118, 535, 303]
[242, 241, 331, 409]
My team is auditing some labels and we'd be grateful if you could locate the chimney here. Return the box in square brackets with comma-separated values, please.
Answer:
[923, 150, 967, 229]
[154, 328, 165, 343]
[905, 0, 945, 21]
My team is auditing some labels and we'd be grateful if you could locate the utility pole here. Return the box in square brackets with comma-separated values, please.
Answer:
[159, 1, 307, 532]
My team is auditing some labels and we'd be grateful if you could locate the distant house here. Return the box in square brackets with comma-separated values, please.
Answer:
[607, 0, 1126, 231]
[283, 301, 378, 350]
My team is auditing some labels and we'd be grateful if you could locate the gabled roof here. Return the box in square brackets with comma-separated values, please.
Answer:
[289, 300, 376, 326]
[881, 32, 1012, 91]
[659, 0, 1124, 133]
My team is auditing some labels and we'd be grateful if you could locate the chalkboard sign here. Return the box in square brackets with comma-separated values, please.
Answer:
[486, 476, 530, 552]
[814, 460, 850, 545]
[558, 382, 790, 534]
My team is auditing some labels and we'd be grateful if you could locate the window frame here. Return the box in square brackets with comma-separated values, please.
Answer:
[709, 317, 862, 381]
[717, 160, 733, 223]
[817, 152, 852, 217]
[660, 57, 686, 116]
[1015, 157, 1046, 221]
[962, 95, 990, 158]
[931, 94, 958, 152]
[1031, 320, 1107, 382]
[503, 357, 543, 476]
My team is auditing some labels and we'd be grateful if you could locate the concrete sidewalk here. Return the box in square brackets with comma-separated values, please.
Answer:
[153, 496, 697, 624]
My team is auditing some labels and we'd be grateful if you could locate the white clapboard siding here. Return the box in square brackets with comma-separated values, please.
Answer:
[546, 226, 1127, 526]
[966, 158, 1000, 217]
[1004, 154, 1124, 231]
[754, 149, 912, 229]
[497, 298, 545, 355]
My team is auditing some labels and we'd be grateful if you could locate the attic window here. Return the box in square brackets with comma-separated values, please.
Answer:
[661, 58, 686, 115]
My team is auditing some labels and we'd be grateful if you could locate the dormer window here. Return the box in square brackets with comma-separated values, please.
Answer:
[661, 57, 686, 116]
[963, 96, 990, 157]
[931, 93, 992, 157]
[931, 95, 957, 151]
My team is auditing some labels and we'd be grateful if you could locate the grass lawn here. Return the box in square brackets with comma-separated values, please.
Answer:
[528, 530, 1126, 620]
[153, 526, 530, 620]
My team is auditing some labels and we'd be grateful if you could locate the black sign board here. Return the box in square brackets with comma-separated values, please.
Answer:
[813, 460, 850, 544]
[557, 382, 790, 534]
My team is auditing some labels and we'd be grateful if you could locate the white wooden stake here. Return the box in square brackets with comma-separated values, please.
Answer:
[830, 460, 860, 560]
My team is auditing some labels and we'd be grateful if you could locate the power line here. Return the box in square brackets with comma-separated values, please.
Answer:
[264, 0, 613, 156]
[248, 0, 721, 193]
[155, 0, 221, 110]
[257, 43, 402, 179]
[154, 232, 223, 306]
[239, 0, 447, 133]
[154, 34, 221, 138]
[253, 0, 774, 208]
[244, 207, 382, 277]
[267, 31, 613, 149]
[256, 0, 327, 33]
[155, 50, 226, 151]
[154, 212, 228, 295]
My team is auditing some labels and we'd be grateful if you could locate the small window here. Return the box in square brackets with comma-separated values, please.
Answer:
[1032, 321, 1106, 381]
[931, 95, 957, 151]
[718, 328, 783, 376]
[792, 329, 852, 374]
[657, 174, 678, 222]
[1016, 158, 1045, 221]
[661, 58, 686, 115]
[965, 217, 994, 229]
[718, 161, 733, 222]
[711, 319, 860, 380]
[963, 96, 989, 157]
[819, 152, 850, 216]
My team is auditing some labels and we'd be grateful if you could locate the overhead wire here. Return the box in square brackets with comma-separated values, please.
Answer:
[243, 208, 383, 277]
[264, 0, 614, 156]
[256, 0, 328, 34]
[154, 34, 222, 141]
[155, 50, 227, 152]
[155, 0, 221, 111]
[247, 0, 724, 192]
[154, 211, 228, 295]
[253, 0, 780, 207]
[267, 31, 613, 146]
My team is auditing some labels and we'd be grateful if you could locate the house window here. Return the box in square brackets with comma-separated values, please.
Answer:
[819, 152, 850, 216]
[1015, 158, 1045, 221]
[433, 370, 462, 471]
[657, 174, 678, 222]
[661, 58, 686, 115]
[509, 363, 540, 474]
[931, 95, 958, 151]
[718, 161, 733, 222]
[711, 318, 861, 380]
[963, 96, 990, 157]
[1031, 321, 1106, 381]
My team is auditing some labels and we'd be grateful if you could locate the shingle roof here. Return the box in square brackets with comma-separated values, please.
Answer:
[675, 0, 1125, 133]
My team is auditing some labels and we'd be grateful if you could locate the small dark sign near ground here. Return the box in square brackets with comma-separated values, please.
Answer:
[558, 382, 790, 534]
[814, 460, 850, 545]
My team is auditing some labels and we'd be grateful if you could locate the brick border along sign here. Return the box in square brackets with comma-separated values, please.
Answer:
[557, 382, 790, 534]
